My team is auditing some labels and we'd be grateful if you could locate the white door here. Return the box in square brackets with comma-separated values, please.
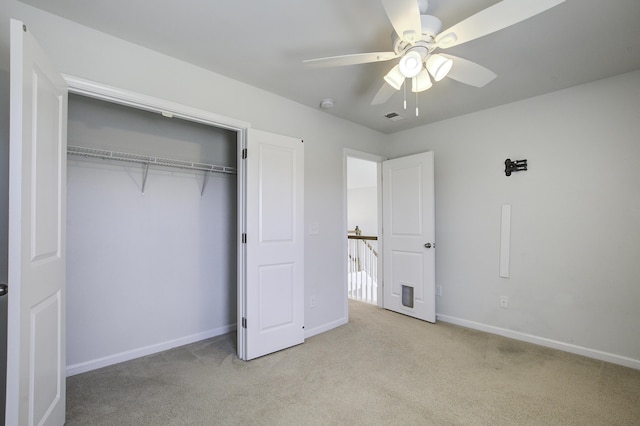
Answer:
[382, 152, 435, 322]
[240, 129, 304, 360]
[7, 20, 68, 425]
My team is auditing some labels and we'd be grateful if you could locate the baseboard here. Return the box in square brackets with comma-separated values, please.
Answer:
[66, 324, 237, 377]
[304, 316, 348, 339]
[436, 314, 640, 370]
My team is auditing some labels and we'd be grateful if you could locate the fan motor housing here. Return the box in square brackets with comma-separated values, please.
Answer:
[392, 15, 442, 56]
[421, 15, 443, 39]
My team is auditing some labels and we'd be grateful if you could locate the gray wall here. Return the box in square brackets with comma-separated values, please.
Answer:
[386, 71, 640, 365]
[0, 0, 388, 340]
[66, 95, 238, 373]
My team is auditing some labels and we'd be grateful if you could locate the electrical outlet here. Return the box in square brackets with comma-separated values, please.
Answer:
[309, 222, 319, 235]
[310, 295, 317, 308]
[500, 296, 509, 308]
[436, 285, 442, 297]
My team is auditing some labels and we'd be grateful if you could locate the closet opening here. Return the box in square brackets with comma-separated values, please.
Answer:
[66, 93, 239, 375]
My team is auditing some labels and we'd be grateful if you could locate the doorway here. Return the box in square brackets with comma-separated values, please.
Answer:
[344, 149, 437, 323]
[65, 93, 238, 374]
[345, 150, 384, 307]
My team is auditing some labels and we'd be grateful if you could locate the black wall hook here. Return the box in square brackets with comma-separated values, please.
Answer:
[505, 159, 527, 176]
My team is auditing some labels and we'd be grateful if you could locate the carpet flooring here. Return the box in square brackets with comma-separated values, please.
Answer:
[66, 300, 640, 425]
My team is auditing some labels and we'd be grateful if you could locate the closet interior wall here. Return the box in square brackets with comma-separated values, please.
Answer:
[66, 94, 237, 374]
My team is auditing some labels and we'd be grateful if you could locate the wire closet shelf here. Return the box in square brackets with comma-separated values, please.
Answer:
[67, 145, 237, 175]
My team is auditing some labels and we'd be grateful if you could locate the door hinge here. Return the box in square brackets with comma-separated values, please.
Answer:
[242, 317, 247, 329]
[242, 233, 247, 244]
[242, 148, 247, 159]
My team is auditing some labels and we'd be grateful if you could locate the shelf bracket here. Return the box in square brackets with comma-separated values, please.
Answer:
[201, 171, 210, 198]
[141, 163, 150, 194]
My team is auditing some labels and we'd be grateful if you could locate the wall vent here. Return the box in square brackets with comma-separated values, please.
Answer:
[384, 112, 404, 122]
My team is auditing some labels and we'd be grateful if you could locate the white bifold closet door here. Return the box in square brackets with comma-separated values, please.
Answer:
[240, 129, 305, 360]
[7, 19, 67, 426]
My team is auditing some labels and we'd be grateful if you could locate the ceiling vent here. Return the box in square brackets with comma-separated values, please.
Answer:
[384, 112, 404, 122]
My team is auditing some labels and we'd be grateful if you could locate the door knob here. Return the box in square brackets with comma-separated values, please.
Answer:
[0, 283, 7, 296]
[424, 243, 432, 249]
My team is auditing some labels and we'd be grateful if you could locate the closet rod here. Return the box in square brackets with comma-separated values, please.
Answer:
[67, 145, 237, 175]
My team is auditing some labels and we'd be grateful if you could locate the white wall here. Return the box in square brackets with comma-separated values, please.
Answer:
[0, 0, 388, 347]
[65, 95, 237, 373]
[348, 186, 377, 237]
[385, 71, 640, 366]
[347, 157, 378, 238]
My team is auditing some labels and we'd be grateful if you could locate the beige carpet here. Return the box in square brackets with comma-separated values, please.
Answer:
[67, 300, 640, 425]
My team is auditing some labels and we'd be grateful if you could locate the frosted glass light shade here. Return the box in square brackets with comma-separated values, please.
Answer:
[399, 51, 423, 78]
[426, 54, 453, 81]
[384, 65, 405, 90]
[412, 69, 433, 93]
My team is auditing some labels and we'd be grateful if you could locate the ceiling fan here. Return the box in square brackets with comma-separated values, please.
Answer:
[303, 0, 565, 109]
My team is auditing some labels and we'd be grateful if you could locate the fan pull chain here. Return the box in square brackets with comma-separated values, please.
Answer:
[415, 86, 419, 117]
[403, 81, 407, 110]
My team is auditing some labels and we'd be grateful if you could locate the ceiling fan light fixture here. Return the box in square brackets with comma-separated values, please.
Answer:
[412, 69, 433, 93]
[426, 54, 453, 81]
[384, 65, 405, 90]
[399, 51, 423, 78]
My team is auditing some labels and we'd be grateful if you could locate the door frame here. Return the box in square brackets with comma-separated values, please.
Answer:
[343, 149, 386, 310]
[61, 75, 253, 359]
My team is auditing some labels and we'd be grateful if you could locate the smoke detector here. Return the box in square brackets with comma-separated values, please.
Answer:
[320, 98, 335, 109]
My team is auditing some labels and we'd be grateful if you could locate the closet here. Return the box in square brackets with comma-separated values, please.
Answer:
[66, 94, 238, 374]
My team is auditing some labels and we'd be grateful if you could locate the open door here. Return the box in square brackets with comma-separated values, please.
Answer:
[239, 129, 304, 360]
[382, 152, 435, 322]
[7, 20, 68, 425]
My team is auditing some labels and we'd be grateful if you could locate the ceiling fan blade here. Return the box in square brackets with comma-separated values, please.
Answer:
[302, 52, 398, 67]
[440, 55, 496, 87]
[382, 0, 423, 44]
[371, 82, 397, 105]
[435, 0, 565, 49]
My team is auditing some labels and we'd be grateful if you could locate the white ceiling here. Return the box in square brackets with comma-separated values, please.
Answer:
[18, 0, 640, 134]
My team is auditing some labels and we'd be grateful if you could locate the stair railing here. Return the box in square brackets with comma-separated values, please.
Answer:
[347, 231, 378, 304]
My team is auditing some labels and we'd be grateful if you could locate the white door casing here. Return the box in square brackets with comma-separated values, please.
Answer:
[382, 152, 435, 322]
[7, 19, 68, 425]
[241, 129, 304, 360]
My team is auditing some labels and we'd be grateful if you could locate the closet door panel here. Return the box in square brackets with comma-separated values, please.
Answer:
[243, 129, 304, 360]
[7, 19, 67, 425]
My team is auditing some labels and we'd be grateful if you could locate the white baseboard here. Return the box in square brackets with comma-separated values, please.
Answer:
[66, 324, 237, 377]
[436, 314, 640, 370]
[305, 316, 348, 339]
